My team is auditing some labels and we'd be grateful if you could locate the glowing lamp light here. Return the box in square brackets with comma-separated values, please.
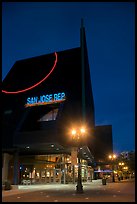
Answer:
[119, 162, 124, 166]
[72, 129, 76, 135]
[109, 154, 116, 159]
[80, 127, 85, 134]
[2, 52, 58, 94]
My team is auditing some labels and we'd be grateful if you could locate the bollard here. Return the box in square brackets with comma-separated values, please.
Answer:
[102, 178, 106, 185]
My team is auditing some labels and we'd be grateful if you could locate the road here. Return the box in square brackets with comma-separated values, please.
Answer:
[2, 178, 135, 202]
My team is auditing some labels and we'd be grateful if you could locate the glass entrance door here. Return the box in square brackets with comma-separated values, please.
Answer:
[46, 169, 61, 183]
[29, 168, 62, 184]
[55, 169, 61, 183]
[45, 169, 54, 183]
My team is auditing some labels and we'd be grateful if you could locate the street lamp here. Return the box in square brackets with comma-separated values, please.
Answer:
[118, 162, 124, 180]
[71, 127, 86, 193]
[119, 162, 124, 166]
[108, 154, 116, 182]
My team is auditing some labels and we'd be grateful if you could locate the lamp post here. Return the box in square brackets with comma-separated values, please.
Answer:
[108, 154, 116, 182]
[71, 127, 85, 193]
[119, 162, 124, 166]
[118, 162, 124, 180]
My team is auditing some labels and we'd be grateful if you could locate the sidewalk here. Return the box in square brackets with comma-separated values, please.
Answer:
[2, 180, 102, 197]
[2, 178, 135, 197]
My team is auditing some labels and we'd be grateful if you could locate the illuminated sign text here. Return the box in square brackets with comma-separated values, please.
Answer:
[25, 92, 65, 107]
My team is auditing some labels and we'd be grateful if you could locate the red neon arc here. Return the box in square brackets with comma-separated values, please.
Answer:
[2, 52, 58, 94]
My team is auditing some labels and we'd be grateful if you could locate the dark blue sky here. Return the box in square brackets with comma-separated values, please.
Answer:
[2, 2, 135, 154]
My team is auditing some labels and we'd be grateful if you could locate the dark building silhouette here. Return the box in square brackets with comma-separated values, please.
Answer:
[3, 47, 95, 148]
[93, 125, 113, 162]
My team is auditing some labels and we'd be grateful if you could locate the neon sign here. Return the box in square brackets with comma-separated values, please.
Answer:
[2, 52, 58, 94]
[25, 92, 66, 107]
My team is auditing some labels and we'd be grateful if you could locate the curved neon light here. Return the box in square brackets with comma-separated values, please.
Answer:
[2, 52, 58, 94]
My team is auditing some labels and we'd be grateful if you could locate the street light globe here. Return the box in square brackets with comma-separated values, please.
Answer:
[80, 127, 85, 134]
[72, 129, 76, 135]
[109, 154, 116, 159]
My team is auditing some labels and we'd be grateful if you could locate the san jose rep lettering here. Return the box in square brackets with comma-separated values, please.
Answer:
[27, 92, 65, 104]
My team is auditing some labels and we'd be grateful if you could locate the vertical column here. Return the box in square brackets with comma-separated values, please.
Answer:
[72, 164, 75, 184]
[91, 168, 94, 181]
[2, 153, 11, 183]
[63, 165, 66, 184]
[53, 169, 55, 183]
[63, 155, 66, 184]
[60, 155, 63, 184]
[71, 147, 77, 184]
[13, 150, 19, 185]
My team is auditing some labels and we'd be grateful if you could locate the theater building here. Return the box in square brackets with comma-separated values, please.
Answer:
[2, 19, 114, 185]
[2, 20, 95, 185]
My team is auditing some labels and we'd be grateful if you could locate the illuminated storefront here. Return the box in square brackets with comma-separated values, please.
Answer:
[18, 154, 93, 184]
[6, 151, 93, 185]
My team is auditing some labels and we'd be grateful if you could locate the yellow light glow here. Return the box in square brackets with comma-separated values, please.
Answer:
[119, 162, 124, 166]
[80, 127, 85, 134]
[72, 129, 76, 135]
[109, 154, 116, 159]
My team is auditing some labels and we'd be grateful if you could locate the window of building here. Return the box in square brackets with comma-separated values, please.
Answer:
[38, 108, 58, 121]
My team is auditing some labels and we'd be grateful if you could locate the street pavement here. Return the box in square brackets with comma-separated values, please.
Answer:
[2, 178, 135, 202]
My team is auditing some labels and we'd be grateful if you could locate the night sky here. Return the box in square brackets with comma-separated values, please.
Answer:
[2, 2, 135, 154]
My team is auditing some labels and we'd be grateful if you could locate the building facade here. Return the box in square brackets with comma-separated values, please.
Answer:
[2, 20, 114, 185]
[2, 21, 95, 185]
